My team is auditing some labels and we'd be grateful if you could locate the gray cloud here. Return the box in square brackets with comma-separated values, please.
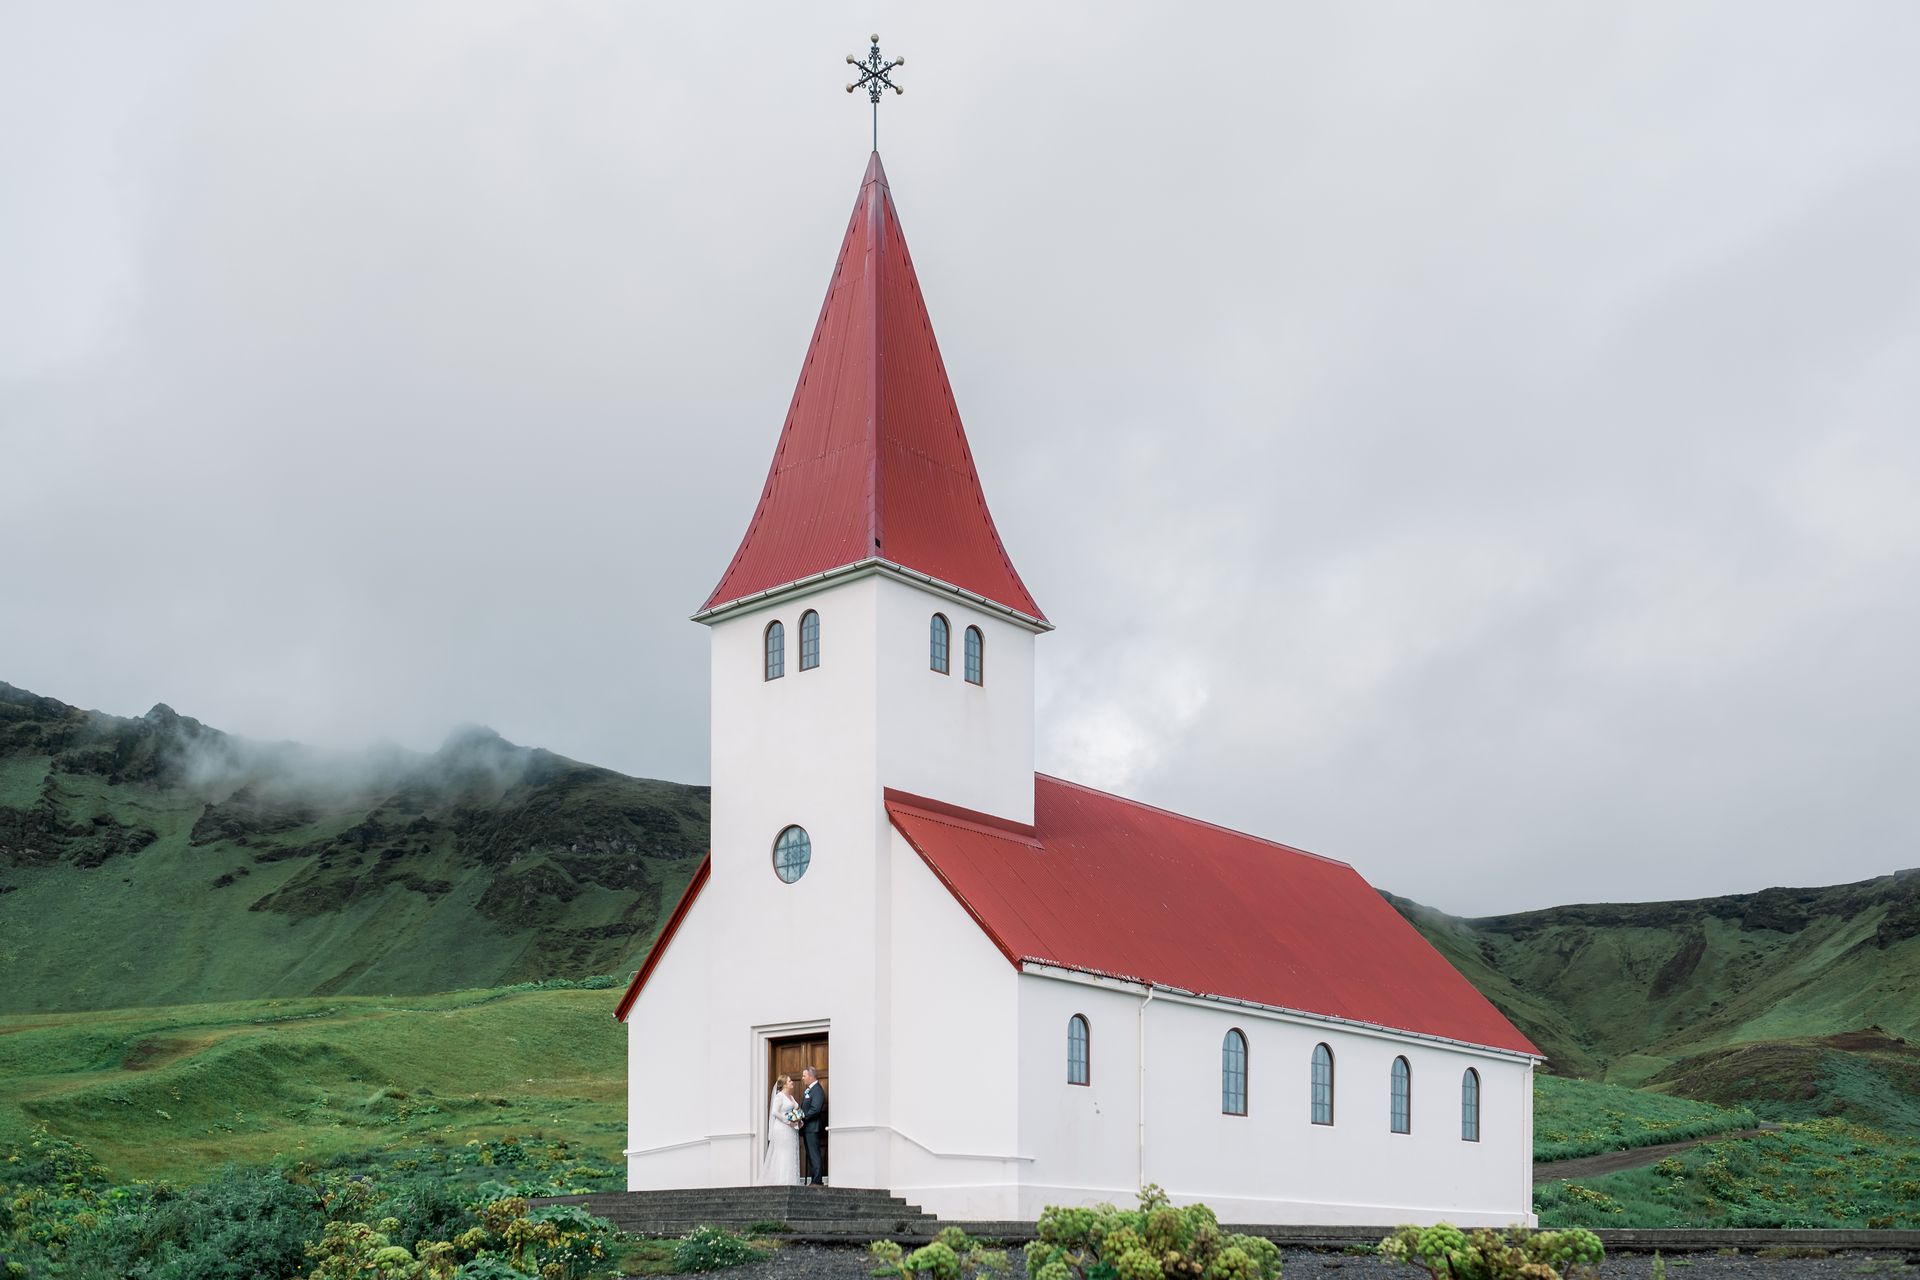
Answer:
[4, 2, 1916, 913]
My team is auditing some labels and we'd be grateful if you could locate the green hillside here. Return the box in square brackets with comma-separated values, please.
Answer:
[1390, 873, 1920, 1088]
[0, 683, 707, 1013]
[0, 983, 627, 1181]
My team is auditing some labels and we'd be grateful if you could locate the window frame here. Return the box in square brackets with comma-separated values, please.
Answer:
[1067, 1014, 1090, 1087]
[929, 613, 951, 674]
[1222, 1028, 1249, 1116]
[1461, 1067, 1481, 1142]
[1310, 1042, 1335, 1126]
[764, 620, 785, 681]
[771, 825, 811, 883]
[1391, 1056, 1412, 1135]
[799, 610, 820, 671]
[964, 625, 984, 685]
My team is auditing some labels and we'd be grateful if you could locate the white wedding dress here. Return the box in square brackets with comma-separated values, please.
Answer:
[760, 1090, 802, 1186]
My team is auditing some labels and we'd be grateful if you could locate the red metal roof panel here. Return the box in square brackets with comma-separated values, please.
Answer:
[886, 778, 1540, 1057]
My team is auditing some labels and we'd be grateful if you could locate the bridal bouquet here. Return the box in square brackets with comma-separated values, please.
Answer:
[783, 1106, 803, 1128]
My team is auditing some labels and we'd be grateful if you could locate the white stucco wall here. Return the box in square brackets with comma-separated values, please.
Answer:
[885, 827, 1023, 1217]
[1016, 973, 1145, 1214]
[623, 886, 714, 1187]
[872, 574, 1036, 825]
[1118, 980, 1532, 1226]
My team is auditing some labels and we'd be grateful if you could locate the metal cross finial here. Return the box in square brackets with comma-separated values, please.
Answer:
[844, 33, 904, 151]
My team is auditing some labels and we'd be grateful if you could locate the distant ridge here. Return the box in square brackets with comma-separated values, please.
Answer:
[1389, 871, 1920, 1101]
[0, 681, 708, 1013]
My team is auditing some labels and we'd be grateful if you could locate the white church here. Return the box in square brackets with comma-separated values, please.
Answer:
[616, 152, 1541, 1226]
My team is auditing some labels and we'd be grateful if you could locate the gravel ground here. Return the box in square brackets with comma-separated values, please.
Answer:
[642, 1243, 1920, 1280]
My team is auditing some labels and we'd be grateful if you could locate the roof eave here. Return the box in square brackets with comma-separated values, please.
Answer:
[693, 557, 1053, 633]
[1019, 960, 1545, 1063]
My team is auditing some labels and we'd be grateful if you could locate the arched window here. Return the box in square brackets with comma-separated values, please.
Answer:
[772, 825, 811, 883]
[799, 610, 820, 671]
[930, 614, 950, 674]
[764, 621, 785, 681]
[1390, 1057, 1412, 1134]
[964, 626, 984, 685]
[1310, 1043, 1335, 1125]
[1222, 1029, 1248, 1116]
[1461, 1067, 1480, 1142]
[1067, 1015, 1090, 1086]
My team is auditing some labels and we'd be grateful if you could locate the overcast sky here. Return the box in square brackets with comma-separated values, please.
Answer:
[5, 3, 1917, 915]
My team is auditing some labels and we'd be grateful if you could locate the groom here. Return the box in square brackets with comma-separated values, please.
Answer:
[799, 1066, 828, 1185]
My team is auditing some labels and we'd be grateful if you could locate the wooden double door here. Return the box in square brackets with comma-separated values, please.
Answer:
[768, 1034, 828, 1178]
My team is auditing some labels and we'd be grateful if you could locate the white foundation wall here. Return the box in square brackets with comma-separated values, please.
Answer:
[1136, 995, 1536, 1227]
[872, 575, 1036, 826]
[884, 828, 1023, 1217]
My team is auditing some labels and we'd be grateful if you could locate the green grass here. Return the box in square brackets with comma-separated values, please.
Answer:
[1535, 1118, 1920, 1229]
[0, 982, 627, 1180]
[1534, 1074, 1757, 1162]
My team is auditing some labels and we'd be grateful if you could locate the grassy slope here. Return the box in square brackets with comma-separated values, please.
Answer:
[1392, 875, 1920, 1086]
[0, 683, 708, 1012]
[1533, 1074, 1756, 1162]
[0, 984, 626, 1181]
[1535, 1120, 1920, 1229]
[1648, 1029, 1920, 1137]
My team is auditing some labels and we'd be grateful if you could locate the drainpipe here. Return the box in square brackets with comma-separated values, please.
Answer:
[1137, 984, 1155, 1193]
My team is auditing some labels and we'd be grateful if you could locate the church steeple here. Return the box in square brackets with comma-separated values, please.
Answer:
[697, 153, 1046, 627]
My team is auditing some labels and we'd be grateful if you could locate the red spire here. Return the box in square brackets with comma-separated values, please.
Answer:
[698, 153, 1046, 624]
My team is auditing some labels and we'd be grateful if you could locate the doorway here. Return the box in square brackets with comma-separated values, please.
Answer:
[768, 1032, 828, 1179]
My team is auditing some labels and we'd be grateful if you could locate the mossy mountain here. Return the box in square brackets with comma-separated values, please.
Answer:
[0, 681, 706, 1012]
[4, 677, 1917, 1133]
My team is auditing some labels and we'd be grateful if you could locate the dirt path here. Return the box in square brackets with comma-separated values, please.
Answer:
[1532, 1126, 1776, 1184]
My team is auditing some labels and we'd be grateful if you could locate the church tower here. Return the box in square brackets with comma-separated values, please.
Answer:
[625, 152, 1047, 1192]
[698, 148, 1046, 866]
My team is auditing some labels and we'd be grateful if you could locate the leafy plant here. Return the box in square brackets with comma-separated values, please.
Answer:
[1377, 1223, 1603, 1280]
[1024, 1185, 1281, 1280]
[670, 1225, 761, 1273]
[871, 1226, 1006, 1280]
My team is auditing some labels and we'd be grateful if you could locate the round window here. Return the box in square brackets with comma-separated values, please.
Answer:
[772, 825, 812, 883]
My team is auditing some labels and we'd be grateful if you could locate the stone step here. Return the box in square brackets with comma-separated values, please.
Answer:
[531, 1188, 938, 1236]
[599, 1218, 945, 1237]
[541, 1188, 910, 1204]
[587, 1210, 935, 1228]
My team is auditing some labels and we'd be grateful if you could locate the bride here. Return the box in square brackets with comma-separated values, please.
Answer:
[760, 1074, 803, 1185]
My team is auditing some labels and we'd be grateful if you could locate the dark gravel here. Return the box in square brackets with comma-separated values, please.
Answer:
[642, 1243, 1920, 1280]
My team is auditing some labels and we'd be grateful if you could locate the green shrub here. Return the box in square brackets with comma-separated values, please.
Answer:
[872, 1227, 1006, 1280]
[1377, 1223, 1603, 1280]
[67, 1164, 325, 1280]
[1024, 1185, 1281, 1280]
[671, 1225, 760, 1273]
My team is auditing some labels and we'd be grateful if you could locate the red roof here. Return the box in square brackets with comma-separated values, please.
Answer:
[886, 777, 1541, 1057]
[615, 855, 710, 1022]
[699, 153, 1044, 623]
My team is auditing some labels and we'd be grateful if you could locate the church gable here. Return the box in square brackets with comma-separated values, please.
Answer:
[886, 778, 1540, 1058]
[614, 855, 710, 1022]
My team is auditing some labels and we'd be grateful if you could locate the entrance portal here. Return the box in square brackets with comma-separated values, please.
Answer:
[767, 1033, 828, 1179]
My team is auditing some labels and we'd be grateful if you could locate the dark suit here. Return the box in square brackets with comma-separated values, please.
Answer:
[799, 1080, 827, 1183]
